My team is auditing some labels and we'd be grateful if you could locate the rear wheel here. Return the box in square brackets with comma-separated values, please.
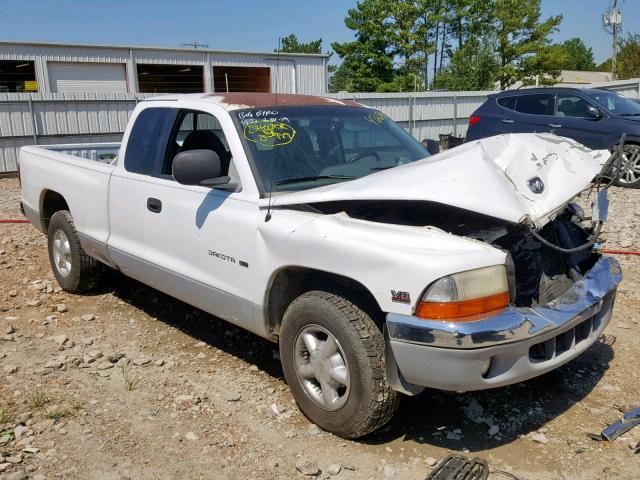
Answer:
[279, 290, 400, 439]
[613, 143, 640, 188]
[47, 210, 101, 292]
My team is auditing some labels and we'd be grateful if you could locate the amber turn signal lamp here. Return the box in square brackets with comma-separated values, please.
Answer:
[416, 291, 509, 322]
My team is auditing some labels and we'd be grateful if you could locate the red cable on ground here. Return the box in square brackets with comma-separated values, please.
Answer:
[0, 219, 30, 223]
[600, 249, 640, 256]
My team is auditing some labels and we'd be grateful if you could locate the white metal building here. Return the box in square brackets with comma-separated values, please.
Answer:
[0, 40, 329, 95]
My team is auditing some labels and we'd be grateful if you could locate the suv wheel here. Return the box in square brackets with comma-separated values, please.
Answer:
[47, 210, 102, 292]
[614, 143, 640, 188]
[279, 290, 400, 439]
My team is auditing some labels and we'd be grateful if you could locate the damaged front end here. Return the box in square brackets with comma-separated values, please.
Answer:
[305, 196, 603, 310]
[305, 188, 620, 393]
[495, 209, 600, 308]
[269, 133, 623, 392]
[379, 191, 623, 392]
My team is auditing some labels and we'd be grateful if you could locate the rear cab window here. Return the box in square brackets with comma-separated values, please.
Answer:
[124, 107, 178, 175]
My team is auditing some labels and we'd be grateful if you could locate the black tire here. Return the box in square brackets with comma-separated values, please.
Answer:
[47, 210, 101, 292]
[613, 143, 640, 188]
[279, 290, 400, 439]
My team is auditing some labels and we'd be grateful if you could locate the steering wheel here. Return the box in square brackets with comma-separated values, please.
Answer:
[348, 151, 381, 163]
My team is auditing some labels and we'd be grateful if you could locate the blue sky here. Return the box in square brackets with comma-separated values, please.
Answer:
[0, 0, 636, 64]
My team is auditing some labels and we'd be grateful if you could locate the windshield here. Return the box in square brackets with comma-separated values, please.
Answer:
[233, 106, 429, 193]
[585, 90, 640, 116]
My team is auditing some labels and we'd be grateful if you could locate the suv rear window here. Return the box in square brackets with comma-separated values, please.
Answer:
[514, 94, 554, 115]
[497, 96, 517, 110]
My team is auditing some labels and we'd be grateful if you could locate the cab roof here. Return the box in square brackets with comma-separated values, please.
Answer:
[144, 92, 362, 111]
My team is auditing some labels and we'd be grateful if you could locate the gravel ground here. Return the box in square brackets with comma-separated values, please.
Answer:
[1, 176, 640, 480]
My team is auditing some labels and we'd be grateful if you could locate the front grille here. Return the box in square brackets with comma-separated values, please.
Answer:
[528, 294, 610, 363]
[495, 216, 598, 307]
[529, 318, 592, 362]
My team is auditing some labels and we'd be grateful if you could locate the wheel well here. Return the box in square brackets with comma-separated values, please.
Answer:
[40, 190, 69, 231]
[610, 137, 640, 151]
[265, 267, 384, 339]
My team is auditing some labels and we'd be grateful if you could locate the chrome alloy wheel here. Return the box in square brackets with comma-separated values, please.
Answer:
[618, 144, 640, 185]
[294, 324, 350, 411]
[52, 229, 72, 277]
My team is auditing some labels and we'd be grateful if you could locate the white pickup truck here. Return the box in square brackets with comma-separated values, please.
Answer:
[19, 93, 622, 439]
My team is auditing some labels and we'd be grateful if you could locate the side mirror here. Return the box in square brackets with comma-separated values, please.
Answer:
[172, 149, 230, 187]
[585, 105, 602, 119]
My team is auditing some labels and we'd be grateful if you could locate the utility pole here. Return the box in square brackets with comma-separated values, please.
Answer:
[603, 0, 623, 78]
[612, 0, 619, 78]
[433, 22, 439, 87]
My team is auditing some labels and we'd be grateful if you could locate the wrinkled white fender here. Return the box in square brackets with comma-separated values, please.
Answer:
[255, 211, 506, 316]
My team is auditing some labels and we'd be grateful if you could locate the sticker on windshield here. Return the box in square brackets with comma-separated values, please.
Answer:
[365, 111, 386, 126]
[243, 120, 296, 147]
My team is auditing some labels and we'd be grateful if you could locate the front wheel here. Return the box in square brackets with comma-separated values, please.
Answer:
[279, 290, 400, 439]
[613, 143, 640, 188]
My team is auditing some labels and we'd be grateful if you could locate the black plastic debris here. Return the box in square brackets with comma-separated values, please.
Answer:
[588, 406, 640, 442]
[426, 454, 489, 480]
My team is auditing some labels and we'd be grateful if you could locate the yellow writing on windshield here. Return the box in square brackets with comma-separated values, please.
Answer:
[244, 120, 296, 147]
[365, 111, 386, 126]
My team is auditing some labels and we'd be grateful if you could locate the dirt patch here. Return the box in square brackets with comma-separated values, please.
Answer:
[1, 177, 640, 480]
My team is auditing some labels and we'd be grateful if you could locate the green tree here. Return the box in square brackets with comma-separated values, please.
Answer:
[556, 38, 596, 71]
[329, 52, 394, 92]
[330, 0, 397, 92]
[331, 0, 563, 92]
[277, 34, 323, 54]
[432, 36, 500, 90]
[442, 0, 494, 50]
[598, 58, 612, 72]
[493, 0, 563, 89]
[616, 34, 640, 79]
[331, 0, 446, 92]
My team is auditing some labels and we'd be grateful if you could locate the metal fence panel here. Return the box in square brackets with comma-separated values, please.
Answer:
[1, 79, 638, 172]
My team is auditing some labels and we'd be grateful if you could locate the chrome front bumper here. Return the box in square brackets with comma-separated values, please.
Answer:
[386, 256, 622, 392]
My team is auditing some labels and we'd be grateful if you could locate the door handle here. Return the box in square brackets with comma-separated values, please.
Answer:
[548, 123, 562, 128]
[147, 197, 162, 213]
[501, 118, 515, 124]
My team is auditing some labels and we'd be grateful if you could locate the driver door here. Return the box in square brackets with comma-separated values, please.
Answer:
[142, 109, 261, 331]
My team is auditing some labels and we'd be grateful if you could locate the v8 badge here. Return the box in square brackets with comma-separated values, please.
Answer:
[391, 290, 411, 304]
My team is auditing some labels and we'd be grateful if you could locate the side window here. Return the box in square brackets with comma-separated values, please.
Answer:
[514, 94, 554, 116]
[497, 96, 517, 110]
[125, 107, 177, 175]
[556, 94, 590, 117]
[163, 110, 231, 177]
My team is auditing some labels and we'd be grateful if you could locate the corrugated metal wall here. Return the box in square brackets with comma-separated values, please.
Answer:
[332, 91, 506, 141]
[1, 79, 639, 172]
[0, 42, 327, 96]
[0, 92, 148, 171]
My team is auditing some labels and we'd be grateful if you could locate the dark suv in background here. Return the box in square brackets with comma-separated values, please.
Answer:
[466, 87, 640, 187]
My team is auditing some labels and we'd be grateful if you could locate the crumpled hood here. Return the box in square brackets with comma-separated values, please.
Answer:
[265, 133, 608, 225]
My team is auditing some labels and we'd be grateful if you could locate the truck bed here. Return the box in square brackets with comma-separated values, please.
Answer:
[38, 142, 120, 164]
[19, 142, 118, 248]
